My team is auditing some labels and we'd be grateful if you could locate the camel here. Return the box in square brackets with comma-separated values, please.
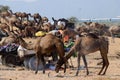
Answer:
[17, 34, 66, 74]
[1, 14, 21, 32]
[13, 20, 35, 37]
[109, 25, 120, 43]
[62, 28, 80, 40]
[83, 22, 109, 36]
[13, 12, 22, 18]
[0, 34, 19, 46]
[51, 17, 59, 30]
[7, 15, 21, 31]
[75, 25, 90, 35]
[55, 33, 109, 76]
[52, 17, 71, 30]
[30, 13, 42, 24]
[0, 23, 10, 34]
[42, 22, 53, 32]
[20, 12, 31, 21]
[24, 26, 37, 37]
[0, 10, 12, 18]
[42, 16, 49, 23]
[10, 10, 29, 22]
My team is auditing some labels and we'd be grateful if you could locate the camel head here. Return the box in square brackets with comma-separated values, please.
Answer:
[55, 57, 67, 73]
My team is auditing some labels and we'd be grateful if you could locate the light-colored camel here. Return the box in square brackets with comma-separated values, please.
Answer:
[0, 14, 20, 32]
[7, 15, 21, 31]
[55, 33, 109, 76]
[109, 25, 120, 43]
[0, 10, 12, 18]
[0, 34, 19, 46]
[0, 23, 10, 34]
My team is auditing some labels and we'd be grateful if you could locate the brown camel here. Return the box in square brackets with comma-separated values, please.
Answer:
[55, 33, 109, 76]
[17, 34, 66, 74]
[20, 12, 31, 21]
[62, 28, 80, 41]
[84, 22, 109, 36]
[42, 16, 49, 23]
[10, 10, 30, 21]
[24, 26, 37, 37]
[1, 14, 21, 32]
[30, 13, 42, 24]
[42, 22, 52, 32]
[52, 17, 69, 30]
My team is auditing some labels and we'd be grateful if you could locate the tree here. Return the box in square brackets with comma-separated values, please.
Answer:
[67, 16, 79, 24]
[0, 5, 10, 13]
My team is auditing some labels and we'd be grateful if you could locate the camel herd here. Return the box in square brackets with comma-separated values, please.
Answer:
[0, 10, 120, 76]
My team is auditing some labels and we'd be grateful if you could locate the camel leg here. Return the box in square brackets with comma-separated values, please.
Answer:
[97, 60, 103, 65]
[9, 25, 13, 32]
[34, 18, 38, 23]
[75, 53, 81, 76]
[35, 54, 40, 74]
[69, 57, 74, 68]
[82, 55, 89, 75]
[51, 51, 58, 62]
[110, 32, 115, 43]
[102, 54, 109, 75]
[27, 16, 29, 21]
[98, 53, 106, 75]
[40, 55, 46, 74]
[64, 62, 67, 73]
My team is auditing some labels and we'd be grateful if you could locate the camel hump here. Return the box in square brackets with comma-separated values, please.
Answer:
[86, 33, 99, 39]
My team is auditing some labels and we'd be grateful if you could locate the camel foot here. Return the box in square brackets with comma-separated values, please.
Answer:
[75, 72, 79, 76]
[75, 74, 78, 76]
[101, 73, 106, 75]
[98, 73, 101, 75]
[86, 72, 89, 75]
[97, 62, 103, 65]
[35, 71, 38, 74]
[43, 71, 45, 74]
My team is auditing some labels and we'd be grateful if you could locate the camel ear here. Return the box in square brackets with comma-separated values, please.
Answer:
[39, 14, 42, 21]
[8, 10, 13, 14]
[52, 17, 56, 22]
[88, 22, 92, 25]
[28, 13, 31, 15]
[84, 22, 87, 25]
[95, 22, 99, 26]
[52, 17, 54, 21]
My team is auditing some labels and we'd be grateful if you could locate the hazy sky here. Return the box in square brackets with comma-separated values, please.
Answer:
[1, 0, 120, 20]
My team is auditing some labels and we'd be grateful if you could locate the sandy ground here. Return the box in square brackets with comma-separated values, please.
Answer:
[0, 37, 120, 80]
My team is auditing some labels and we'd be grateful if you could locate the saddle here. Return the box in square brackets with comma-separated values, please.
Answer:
[0, 43, 19, 54]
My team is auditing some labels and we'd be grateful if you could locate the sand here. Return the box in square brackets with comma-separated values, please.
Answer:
[0, 37, 120, 80]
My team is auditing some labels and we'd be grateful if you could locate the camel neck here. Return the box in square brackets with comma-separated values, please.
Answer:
[65, 47, 75, 60]
[21, 42, 34, 50]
